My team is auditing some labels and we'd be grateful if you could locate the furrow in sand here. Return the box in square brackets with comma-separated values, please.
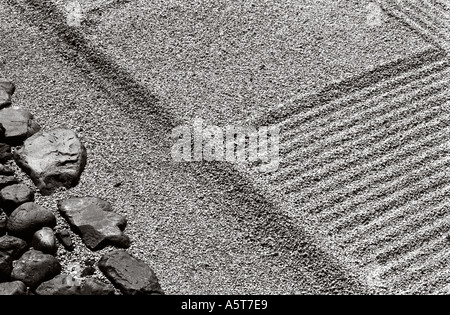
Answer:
[279, 61, 449, 148]
[324, 163, 450, 235]
[280, 59, 450, 146]
[309, 137, 450, 221]
[272, 77, 450, 184]
[277, 101, 450, 196]
[342, 181, 450, 246]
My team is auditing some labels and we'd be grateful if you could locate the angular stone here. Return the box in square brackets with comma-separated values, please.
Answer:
[0, 143, 11, 163]
[56, 229, 74, 251]
[0, 184, 35, 215]
[0, 176, 18, 190]
[0, 281, 27, 295]
[80, 266, 95, 277]
[7, 202, 56, 239]
[0, 217, 5, 237]
[0, 235, 28, 259]
[32, 227, 57, 255]
[58, 197, 130, 250]
[80, 278, 115, 295]
[35, 274, 81, 295]
[98, 250, 164, 295]
[0, 251, 12, 283]
[11, 250, 61, 288]
[13, 128, 87, 195]
[0, 79, 15, 109]
[0, 165, 14, 176]
[0, 108, 40, 145]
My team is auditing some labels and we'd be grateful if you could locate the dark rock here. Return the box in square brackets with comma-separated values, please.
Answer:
[0, 235, 27, 259]
[11, 250, 61, 288]
[0, 108, 40, 145]
[0, 251, 12, 282]
[80, 278, 115, 295]
[0, 143, 11, 163]
[98, 250, 164, 295]
[0, 165, 14, 176]
[58, 197, 130, 250]
[0, 184, 35, 215]
[32, 227, 57, 255]
[0, 175, 18, 190]
[13, 128, 86, 195]
[35, 274, 81, 295]
[81, 266, 95, 277]
[0, 217, 5, 236]
[56, 229, 74, 251]
[0, 281, 27, 295]
[84, 258, 95, 267]
[0, 79, 15, 109]
[6, 202, 56, 239]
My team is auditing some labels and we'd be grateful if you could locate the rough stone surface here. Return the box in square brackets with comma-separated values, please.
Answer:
[0, 251, 12, 283]
[35, 274, 81, 295]
[81, 266, 95, 277]
[0, 108, 40, 145]
[0, 176, 18, 190]
[11, 250, 61, 288]
[98, 250, 164, 295]
[0, 143, 11, 163]
[0, 165, 14, 176]
[0, 217, 5, 237]
[81, 278, 115, 295]
[0, 79, 15, 109]
[58, 197, 130, 250]
[32, 227, 57, 255]
[56, 229, 74, 251]
[0, 184, 35, 214]
[13, 128, 87, 195]
[7, 202, 56, 239]
[0, 281, 27, 295]
[0, 235, 27, 259]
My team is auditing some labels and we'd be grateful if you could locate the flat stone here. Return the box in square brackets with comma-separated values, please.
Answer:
[55, 229, 74, 251]
[0, 235, 28, 259]
[32, 227, 57, 255]
[0, 176, 18, 190]
[58, 197, 130, 250]
[13, 128, 87, 195]
[98, 250, 164, 295]
[0, 281, 27, 295]
[0, 251, 12, 283]
[35, 274, 81, 295]
[0, 79, 15, 109]
[11, 250, 61, 288]
[80, 278, 115, 295]
[0, 108, 40, 145]
[7, 202, 56, 239]
[0, 184, 35, 215]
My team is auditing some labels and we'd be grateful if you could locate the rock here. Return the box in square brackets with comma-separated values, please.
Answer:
[0, 217, 5, 237]
[0, 165, 14, 176]
[0, 143, 11, 163]
[98, 250, 164, 295]
[0, 79, 15, 109]
[0, 251, 12, 282]
[80, 278, 115, 295]
[0, 281, 27, 295]
[0, 176, 18, 190]
[81, 266, 95, 277]
[6, 202, 56, 239]
[0, 235, 27, 259]
[56, 229, 74, 251]
[11, 250, 61, 288]
[0, 108, 40, 145]
[35, 274, 81, 295]
[13, 128, 87, 195]
[0, 184, 35, 214]
[58, 197, 130, 250]
[32, 227, 57, 255]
